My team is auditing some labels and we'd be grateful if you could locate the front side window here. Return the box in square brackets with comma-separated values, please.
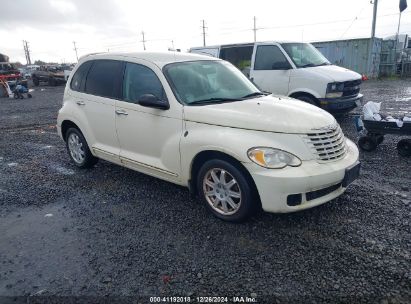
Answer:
[281, 43, 330, 68]
[254, 45, 291, 70]
[122, 63, 166, 103]
[70, 61, 92, 92]
[163, 60, 261, 105]
[85, 60, 124, 99]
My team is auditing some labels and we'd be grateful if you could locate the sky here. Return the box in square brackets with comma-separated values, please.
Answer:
[1, 0, 410, 64]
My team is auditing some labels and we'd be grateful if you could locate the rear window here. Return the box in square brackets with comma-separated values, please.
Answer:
[84, 60, 124, 99]
[70, 61, 92, 92]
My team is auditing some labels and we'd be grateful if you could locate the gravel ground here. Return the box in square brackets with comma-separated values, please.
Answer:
[0, 80, 410, 303]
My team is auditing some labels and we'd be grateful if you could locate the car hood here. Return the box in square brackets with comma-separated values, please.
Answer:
[184, 95, 336, 134]
[302, 65, 362, 82]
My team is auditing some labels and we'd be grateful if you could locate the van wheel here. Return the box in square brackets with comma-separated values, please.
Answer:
[296, 95, 318, 106]
[65, 128, 98, 168]
[197, 159, 256, 222]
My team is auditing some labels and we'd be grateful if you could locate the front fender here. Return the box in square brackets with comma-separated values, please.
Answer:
[180, 121, 312, 185]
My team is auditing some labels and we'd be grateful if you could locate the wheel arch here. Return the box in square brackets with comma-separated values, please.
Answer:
[61, 120, 84, 142]
[289, 91, 319, 101]
[189, 150, 260, 203]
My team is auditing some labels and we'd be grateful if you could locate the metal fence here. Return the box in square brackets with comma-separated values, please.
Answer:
[313, 37, 411, 78]
[312, 38, 382, 78]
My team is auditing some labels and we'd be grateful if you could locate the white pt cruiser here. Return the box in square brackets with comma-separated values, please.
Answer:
[57, 52, 360, 222]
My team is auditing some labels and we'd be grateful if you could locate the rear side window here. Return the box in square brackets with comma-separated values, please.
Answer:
[122, 63, 166, 103]
[254, 45, 290, 70]
[70, 61, 92, 92]
[85, 60, 124, 99]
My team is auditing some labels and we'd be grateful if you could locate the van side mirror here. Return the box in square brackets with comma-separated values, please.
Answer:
[138, 94, 169, 110]
[271, 62, 291, 70]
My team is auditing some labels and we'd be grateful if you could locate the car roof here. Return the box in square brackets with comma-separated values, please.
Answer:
[81, 51, 219, 68]
[190, 41, 301, 49]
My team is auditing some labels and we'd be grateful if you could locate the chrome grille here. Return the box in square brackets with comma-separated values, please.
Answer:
[304, 125, 347, 162]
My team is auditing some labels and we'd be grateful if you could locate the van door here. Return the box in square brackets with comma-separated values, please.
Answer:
[81, 59, 124, 163]
[115, 61, 183, 182]
[250, 43, 293, 95]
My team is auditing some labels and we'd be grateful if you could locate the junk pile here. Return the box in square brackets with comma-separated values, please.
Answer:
[358, 101, 411, 157]
[362, 101, 411, 127]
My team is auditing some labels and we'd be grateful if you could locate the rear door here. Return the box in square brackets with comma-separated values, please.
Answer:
[81, 59, 124, 162]
[115, 61, 183, 182]
[250, 43, 293, 95]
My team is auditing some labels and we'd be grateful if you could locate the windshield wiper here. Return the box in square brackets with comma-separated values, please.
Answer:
[241, 92, 268, 99]
[300, 63, 316, 68]
[301, 62, 330, 68]
[189, 97, 240, 105]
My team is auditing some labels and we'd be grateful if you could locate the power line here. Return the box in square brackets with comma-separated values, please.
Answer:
[340, 2, 370, 39]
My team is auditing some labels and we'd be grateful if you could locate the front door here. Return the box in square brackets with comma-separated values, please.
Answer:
[115, 61, 183, 182]
[250, 43, 292, 95]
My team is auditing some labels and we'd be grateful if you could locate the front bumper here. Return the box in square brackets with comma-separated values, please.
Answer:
[244, 139, 360, 213]
[319, 94, 363, 113]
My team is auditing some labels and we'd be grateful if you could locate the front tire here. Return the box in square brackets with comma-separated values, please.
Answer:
[65, 128, 98, 168]
[197, 159, 257, 222]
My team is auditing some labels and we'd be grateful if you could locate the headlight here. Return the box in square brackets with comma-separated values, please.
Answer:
[247, 147, 301, 169]
[326, 82, 344, 98]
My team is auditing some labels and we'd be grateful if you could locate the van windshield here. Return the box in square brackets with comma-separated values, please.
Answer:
[163, 60, 263, 105]
[281, 43, 330, 68]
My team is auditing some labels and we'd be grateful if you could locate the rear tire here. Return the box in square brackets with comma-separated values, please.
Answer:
[358, 136, 378, 152]
[65, 127, 98, 168]
[397, 139, 411, 157]
[197, 159, 257, 222]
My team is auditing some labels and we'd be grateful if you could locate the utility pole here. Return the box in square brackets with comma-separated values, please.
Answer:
[23, 40, 32, 65]
[201, 20, 207, 47]
[253, 16, 257, 42]
[141, 31, 146, 50]
[23, 41, 28, 65]
[371, 0, 378, 39]
[73, 41, 79, 62]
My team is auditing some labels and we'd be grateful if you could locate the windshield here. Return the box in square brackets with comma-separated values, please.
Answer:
[163, 60, 261, 105]
[281, 43, 330, 68]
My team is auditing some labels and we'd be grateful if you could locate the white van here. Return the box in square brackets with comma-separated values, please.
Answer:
[57, 52, 360, 222]
[190, 42, 363, 113]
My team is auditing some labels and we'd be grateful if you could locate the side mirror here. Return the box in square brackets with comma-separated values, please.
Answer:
[271, 62, 291, 70]
[138, 94, 169, 110]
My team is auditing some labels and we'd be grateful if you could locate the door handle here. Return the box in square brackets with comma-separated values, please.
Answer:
[76, 101, 85, 106]
[115, 109, 128, 116]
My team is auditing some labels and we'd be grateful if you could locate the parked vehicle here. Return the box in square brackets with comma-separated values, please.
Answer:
[190, 42, 363, 113]
[32, 65, 66, 86]
[57, 52, 360, 222]
[0, 62, 28, 90]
